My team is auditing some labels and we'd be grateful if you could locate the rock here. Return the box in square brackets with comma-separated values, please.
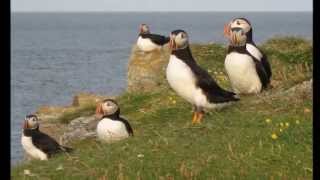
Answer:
[60, 116, 99, 145]
[127, 44, 171, 92]
[72, 95, 80, 107]
[32, 92, 112, 146]
[255, 79, 312, 103]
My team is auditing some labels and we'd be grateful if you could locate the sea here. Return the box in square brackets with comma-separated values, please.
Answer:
[11, 12, 312, 165]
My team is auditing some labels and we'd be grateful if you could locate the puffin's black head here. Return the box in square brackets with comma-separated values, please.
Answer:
[95, 99, 120, 119]
[139, 24, 150, 34]
[23, 114, 39, 130]
[224, 17, 252, 46]
[169, 29, 189, 50]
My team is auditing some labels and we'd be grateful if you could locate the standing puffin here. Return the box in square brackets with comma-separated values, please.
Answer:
[95, 99, 133, 143]
[136, 24, 170, 52]
[224, 18, 272, 94]
[21, 114, 73, 160]
[166, 30, 239, 124]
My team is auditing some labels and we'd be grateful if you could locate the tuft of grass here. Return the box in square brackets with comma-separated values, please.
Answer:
[262, 36, 313, 65]
[12, 36, 313, 179]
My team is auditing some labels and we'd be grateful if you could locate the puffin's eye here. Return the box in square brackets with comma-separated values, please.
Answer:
[181, 33, 184, 38]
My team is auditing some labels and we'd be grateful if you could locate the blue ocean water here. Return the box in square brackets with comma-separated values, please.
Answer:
[11, 12, 312, 165]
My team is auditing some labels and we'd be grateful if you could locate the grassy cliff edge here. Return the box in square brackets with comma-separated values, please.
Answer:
[12, 37, 313, 179]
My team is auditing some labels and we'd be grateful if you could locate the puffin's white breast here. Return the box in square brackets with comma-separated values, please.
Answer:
[21, 134, 48, 160]
[137, 36, 160, 52]
[225, 52, 262, 94]
[246, 43, 263, 60]
[96, 118, 129, 143]
[166, 55, 225, 109]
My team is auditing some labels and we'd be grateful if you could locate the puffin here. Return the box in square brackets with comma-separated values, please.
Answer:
[223, 18, 272, 94]
[136, 24, 170, 52]
[21, 114, 73, 160]
[95, 99, 133, 143]
[166, 30, 239, 124]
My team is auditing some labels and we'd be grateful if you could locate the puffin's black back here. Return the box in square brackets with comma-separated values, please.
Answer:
[24, 129, 65, 156]
[172, 47, 239, 103]
[140, 33, 170, 46]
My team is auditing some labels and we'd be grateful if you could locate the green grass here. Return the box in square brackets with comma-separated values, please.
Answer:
[12, 37, 313, 179]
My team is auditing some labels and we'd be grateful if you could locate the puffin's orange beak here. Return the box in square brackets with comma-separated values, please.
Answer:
[169, 35, 176, 50]
[224, 23, 231, 38]
[23, 120, 28, 129]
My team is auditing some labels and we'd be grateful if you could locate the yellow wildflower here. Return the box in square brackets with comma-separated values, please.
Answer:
[172, 100, 176, 104]
[280, 122, 284, 127]
[285, 122, 290, 127]
[271, 133, 278, 140]
[295, 120, 300, 124]
[265, 118, 271, 123]
[279, 128, 283, 132]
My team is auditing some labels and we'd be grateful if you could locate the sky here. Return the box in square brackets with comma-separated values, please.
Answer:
[12, 0, 312, 12]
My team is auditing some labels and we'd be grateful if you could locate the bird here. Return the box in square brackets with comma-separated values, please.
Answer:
[223, 17, 272, 94]
[95, 99, 133, 143]
[136, 24, 170, 52]
[21, 114, 73, 160]
[166, 29, 239, 124]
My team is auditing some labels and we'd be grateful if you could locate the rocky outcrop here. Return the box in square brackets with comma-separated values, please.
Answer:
[33, 93, 110, 145]
[60, 116, 98, 145]
[127, 44, 170, 92]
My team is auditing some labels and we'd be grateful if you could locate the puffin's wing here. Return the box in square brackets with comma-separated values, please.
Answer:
[143, 34, 170, 45]
[31, 131, 62, 155]
[246, 44, 272, 84]
[260, 53, 272, 80]
[118, 117, 134, 136]
[250, 55, 270, 89]
[189, 61, 239, 103]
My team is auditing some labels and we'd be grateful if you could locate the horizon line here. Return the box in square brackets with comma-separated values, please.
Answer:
[11, 10, 312, 13]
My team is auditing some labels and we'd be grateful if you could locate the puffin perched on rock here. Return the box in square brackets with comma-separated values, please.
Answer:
[166, 30, 239, 124]
[136, 24, 170, 52]
[21, 114, 73, 160]
[95, 99, 133, 143]
[224, 18, 272, 94]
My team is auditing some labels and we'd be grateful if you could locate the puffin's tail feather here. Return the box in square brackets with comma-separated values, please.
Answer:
[60, 146, 73, 153]
[225, 91, 240, 102]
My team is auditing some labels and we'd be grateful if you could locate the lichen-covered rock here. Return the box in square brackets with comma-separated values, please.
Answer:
[60, 116, 99, 145]
[127, 44, 170, 92]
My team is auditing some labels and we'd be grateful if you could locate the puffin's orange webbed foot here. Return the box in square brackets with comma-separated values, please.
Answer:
[192, 111, 198, 124]
[196, 111, 204, 124]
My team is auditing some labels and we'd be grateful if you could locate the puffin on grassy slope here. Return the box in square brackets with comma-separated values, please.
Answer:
[166, 29, 239, 124]
[21, 114, 73, 160]
[96, 99, 133, 143]
[224, 18, 272, 94]
[136, 24, 170, 52]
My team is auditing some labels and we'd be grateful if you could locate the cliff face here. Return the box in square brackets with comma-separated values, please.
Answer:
[127, 44, 170, 92]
